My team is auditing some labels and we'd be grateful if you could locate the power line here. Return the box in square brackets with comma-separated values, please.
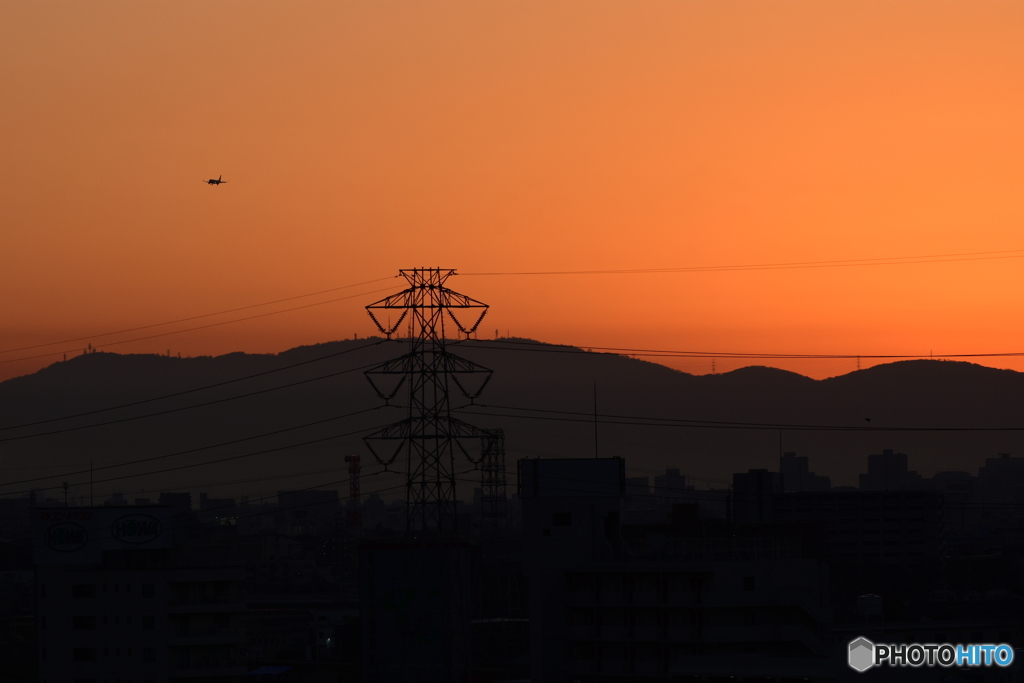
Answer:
[71, 464, 368, 505]
[0, 356, 389, 444]
[457, 471, 1024, 513]
[0, 337, 467, 444]
[2, 406, 398, 496]
[456, 402, 1024, 433]
[0, 276, 394, 356]
[461, 247, 1024, 277]
[112, 465, 476, 547]
[0, 284, 396, 366]
[0, 339, 387, 435]
[40, 470, 412, 547]
[469, 338, 1024, 361]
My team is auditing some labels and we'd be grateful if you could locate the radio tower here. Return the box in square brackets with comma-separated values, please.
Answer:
[362, 268, 494, 534]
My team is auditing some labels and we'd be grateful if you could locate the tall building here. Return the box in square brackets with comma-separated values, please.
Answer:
[779, 452, 831, 492]
[653, 468, 687, 502]
[732, 469, 783, 525]
[772, 490, 945, 596]
[977, 453, 1024, 499]
[520, 458, 832, 682]
[276, 490, 339, 536]
[34, 506, 245, 683]
[858, 449, 924, 491]
[359, 541, 472, 683]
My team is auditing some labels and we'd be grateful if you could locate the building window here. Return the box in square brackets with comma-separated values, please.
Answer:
[72, 584, 96, 599]
[73, 648, 98, 662]
[143, 648, 155, 662]
[142, 616, 155, 630]
[41, 616, 45, 630]
[743, 577, 755, 591]
[553, 512, 572, 526]
[73, 616, 97, 630]
[40, 585, 45, 598]
[142, 584, 155, 598]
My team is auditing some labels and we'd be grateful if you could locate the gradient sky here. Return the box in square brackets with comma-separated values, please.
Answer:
[3, 1, 1024, 382]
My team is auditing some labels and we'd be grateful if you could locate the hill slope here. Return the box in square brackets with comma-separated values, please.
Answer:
[1, 338, 1021, 501]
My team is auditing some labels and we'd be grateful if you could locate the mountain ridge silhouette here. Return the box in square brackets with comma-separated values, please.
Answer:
[1, 338, 1020, 500]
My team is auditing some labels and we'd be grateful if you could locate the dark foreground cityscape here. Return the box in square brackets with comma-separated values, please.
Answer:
[7, 447, 1024, 682]
[6, 0, 1023, 679]
[4, 269, 1024, 683]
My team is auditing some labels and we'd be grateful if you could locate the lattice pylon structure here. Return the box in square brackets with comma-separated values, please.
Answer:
[362, 268, 494, 535]
[479, 429, 508, 539]
[343, 455, 362, 500]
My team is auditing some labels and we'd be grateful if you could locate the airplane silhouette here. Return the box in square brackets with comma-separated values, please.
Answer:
[203, 175, 228, 185]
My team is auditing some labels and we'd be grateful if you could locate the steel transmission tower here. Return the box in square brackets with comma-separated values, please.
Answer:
[479, 429, 508, 538]
[362, 268, 495, 534]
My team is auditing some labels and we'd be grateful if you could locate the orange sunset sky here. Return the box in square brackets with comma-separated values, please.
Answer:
[2, 1, 1024, 382]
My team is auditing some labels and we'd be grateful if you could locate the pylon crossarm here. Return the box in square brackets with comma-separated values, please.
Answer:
[440, 290, 489, 334]
[362, 268, 501, 534]
[363, 418, 413, 466]
[365, 304, 409, 337]
[442, 353, 493, 398]
[364, 353, 416, 399]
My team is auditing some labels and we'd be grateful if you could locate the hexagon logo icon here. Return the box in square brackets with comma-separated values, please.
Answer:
[849, 637, 875, 672]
